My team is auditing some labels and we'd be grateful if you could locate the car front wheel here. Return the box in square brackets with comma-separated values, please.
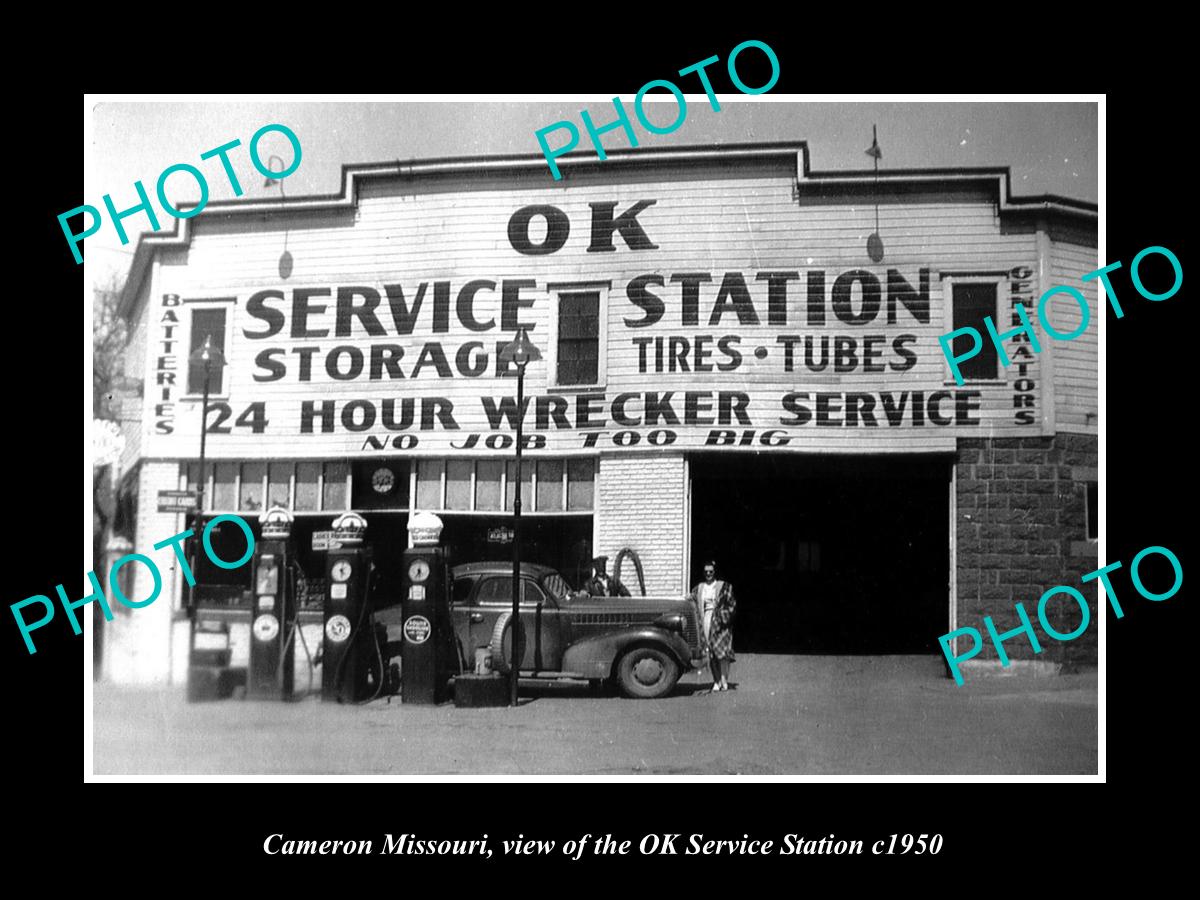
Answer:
[615, 646, 680, 699]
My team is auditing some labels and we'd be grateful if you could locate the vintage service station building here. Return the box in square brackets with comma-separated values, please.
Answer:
[106, 141, 1098, 685]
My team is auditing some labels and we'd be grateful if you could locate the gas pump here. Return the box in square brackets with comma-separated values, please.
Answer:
[247, 506, 296, 700]
[321, 512, 379, 703]
[400, 511, 457, 704]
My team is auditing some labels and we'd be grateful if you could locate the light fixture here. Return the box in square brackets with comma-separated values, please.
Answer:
[865, 124, 884, 263]
[185, 333, 228, 695]
[264, 154, 293, 279]
[497, 326, 541, 707]
[498, 326, 543, 369]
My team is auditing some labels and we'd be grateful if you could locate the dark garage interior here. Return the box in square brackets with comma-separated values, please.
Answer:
[689, 453, 951, 654]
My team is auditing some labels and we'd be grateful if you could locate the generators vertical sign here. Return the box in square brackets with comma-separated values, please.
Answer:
[1008, 267, 1038, 425]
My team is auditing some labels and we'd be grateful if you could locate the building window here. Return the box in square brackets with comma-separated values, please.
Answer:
[474, 461, 502, 510]
[322, 462, 349, 510]
[797, 541, 822, 573]
[1085, 481, 1098, 541]
[505, 461, 533, 512]
[268, 462, 292, 509]
[536, 459, 564, 511]
[240, 462, 266, 510]
[566, 459, 594, 511]
[187, 307, 228, 395]
[548, 282, 609, 388]
[182, 461, 352, 513]
[211, 462, 238, 511]
[416, 460, 445, 510]
[179, 458, 597, 517]
[295, 463, 320, 510]
[946, 281, 1001, 381]
[445, 460, 473, 510]
[412, 458, 595, 513]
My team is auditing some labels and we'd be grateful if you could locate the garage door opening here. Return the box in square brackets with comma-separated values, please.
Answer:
[689, 454, 950, 654]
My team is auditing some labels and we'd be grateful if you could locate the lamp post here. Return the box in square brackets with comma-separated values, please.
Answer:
[186, 335, 226, 650]
[498, 327, 541, 707]
[190, 335, 226, 519]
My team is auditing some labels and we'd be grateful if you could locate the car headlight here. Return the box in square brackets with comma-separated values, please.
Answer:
[655, 614, 686, 634]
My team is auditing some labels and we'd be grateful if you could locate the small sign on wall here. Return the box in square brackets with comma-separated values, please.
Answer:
[487, 527, 514, 544]
[157, 490, 198, 513]
[311, 531, 343, 551]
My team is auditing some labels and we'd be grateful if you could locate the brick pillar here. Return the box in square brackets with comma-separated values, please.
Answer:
[104, 460, 187, 684]
[954, 434, 1098, 675]
[594, 452, 687, 596]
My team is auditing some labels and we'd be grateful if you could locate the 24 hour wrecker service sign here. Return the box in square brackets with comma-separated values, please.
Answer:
[142, 174, 1077, 459]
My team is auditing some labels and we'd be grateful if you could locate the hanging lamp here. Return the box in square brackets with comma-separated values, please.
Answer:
[264, 154, 293, 279]
[865, 125, 884, 263]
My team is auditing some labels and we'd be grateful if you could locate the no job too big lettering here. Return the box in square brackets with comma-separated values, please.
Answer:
[58, 124, 303, 264]
[9, 516, 256, 655]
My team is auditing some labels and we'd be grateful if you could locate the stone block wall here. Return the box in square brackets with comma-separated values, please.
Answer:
[955, 434, 1098, 671]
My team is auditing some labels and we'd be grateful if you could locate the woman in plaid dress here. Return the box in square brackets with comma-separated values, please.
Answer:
[689, 560, 737, 692]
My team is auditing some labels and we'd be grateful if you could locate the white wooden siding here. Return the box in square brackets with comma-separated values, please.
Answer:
[138, 171, 1057, 461]
[1048, 239, 1099, 434]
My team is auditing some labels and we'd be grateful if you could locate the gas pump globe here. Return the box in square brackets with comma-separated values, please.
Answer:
[261, 505, 293, 539]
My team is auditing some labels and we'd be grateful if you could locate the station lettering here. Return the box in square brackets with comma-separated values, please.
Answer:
[242, 268, 932, 386]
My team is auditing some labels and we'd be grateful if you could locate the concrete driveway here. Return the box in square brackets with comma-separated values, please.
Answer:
[91, 654, 1097, 776]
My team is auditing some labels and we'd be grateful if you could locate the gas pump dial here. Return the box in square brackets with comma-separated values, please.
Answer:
[330, 560, 353, 583]
[407, 559, 431, 583]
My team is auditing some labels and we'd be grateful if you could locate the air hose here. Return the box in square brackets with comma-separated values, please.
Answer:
[332, 564, 386, 705]
[276, 561, 315, 701]
[613, 548, 647, 596]
[572, 541, 592, 592]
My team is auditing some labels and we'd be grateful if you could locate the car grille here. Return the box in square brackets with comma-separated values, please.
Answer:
[571, 613, 652, 628]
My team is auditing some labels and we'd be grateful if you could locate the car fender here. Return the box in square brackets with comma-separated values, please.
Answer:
[562, 627, 691, 680]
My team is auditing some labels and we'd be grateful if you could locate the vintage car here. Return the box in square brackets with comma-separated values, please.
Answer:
[381, 561, 706, 699]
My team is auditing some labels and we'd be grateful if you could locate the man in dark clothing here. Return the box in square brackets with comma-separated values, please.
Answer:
[585, 556, 631, 597]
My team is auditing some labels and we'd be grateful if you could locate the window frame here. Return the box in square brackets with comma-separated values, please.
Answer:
[472, 575, 545, 607]
[941, 275, 1008, 386]
[546, 281, 610, 390]
[180, 460, 351, 515]
[411, 457, 594, 515]
[181, 299, 236, 400]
